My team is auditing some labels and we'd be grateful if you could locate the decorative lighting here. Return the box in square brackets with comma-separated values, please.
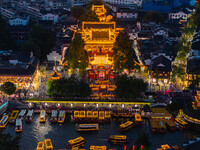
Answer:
[71, 103, 73, 107]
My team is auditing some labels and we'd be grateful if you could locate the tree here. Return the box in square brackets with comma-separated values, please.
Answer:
[66, 33, 88, 75]
[0, 132, 20, 150]
[0, 82, 16, 95]
[71, 6, 86, 20]
[115, 75, 148, 98]
[21, 24, 56, 61]
[0, 16, 16, 50]
[144, 11, 164, 24]
[113, 32, 135, 72]
[135, 131, 151, 150]
[47, 77, 91, 97]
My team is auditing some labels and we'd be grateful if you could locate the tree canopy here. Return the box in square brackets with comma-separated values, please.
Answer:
[47, 76, 91, 97]
[144, 11, 164, 24]
[21, 24, 56, 61]
[135, 130, 152, 150]
[66, 33, 88, 75]
[113, 32, 136, 72]
[0, 16, 16, 50]
[0, 82, 16, 95]
[0, 133, 20, 150]
[115, 75, 148, 98]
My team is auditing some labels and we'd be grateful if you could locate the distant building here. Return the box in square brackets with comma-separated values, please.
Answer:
[0, 7, 16, 21]
[104, 0, 143, 6]
[169, 8, 192, 20]
[0, 51, 39, 90]
[9, 16, 30, 26]
[142, 0, 196, 12]
[41, 13, 58, 23]
[116, 9, 138, 20]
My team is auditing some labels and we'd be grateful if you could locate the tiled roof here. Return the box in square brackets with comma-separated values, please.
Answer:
[83, 23, 114, 29]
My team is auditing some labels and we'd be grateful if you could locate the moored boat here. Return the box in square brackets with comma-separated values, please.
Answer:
[108, 135, 128, 145]
[93, 111, 98, 122]
[118, 121, 134, 132]
[9, 110, 19, 124]
[50, 110, 58, 123]
[175, 118, 189, 130]
[39, 110, 46, 123]
[18, 109, 27, 120]
[74, 111, 80, 122]
[36, 142, 44, 150]
[66, 136, 85, 149]
[58, 110, 65, 123]
[98, 111, 105, 123]
[44, 139, 53, 150]
[135, 114, 142, 126]
[149, 119, 167, 133]
[76, 124, 99, 132]
[165, 120, 177, 132]
[105, 111, 111, 123]
[25, 109, 34, 123]
[0, 115, 9, 129]
[87, 111, 93, 122]
[15, 119, 22, 133]
[89, 145, 107, 150]
[79, 111, 86, 122]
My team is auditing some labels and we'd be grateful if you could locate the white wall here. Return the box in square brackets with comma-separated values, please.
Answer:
[169, 11, 189, 20]
[103, 0, 142, 6]
[9, 16, 29, 26]
[116, 12, 138, 19]
[41, 13, 58, 23]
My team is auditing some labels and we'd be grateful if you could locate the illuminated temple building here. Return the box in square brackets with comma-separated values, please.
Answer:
[79, 5, 123, 97]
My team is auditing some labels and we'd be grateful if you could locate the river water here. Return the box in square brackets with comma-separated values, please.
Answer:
[2, 114, 200, 150]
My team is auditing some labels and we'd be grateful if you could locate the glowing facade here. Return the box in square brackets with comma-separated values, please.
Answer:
[80, 5, 123, 97]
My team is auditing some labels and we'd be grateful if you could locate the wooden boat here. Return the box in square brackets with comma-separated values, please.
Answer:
[66, 136, 85, 149]
[9, 110, 19, 124]
[25, 109, 34, 123]
[0, 115, 9, 129]
[50, 110, 58, 123]
[135, 114, 142, 126]
[79, 111, 86, 122]
[118, 121, 134, 132]
[150, 120, 166, 133]
[93, 111, 98, 122]
[39, 110, 46, 123]
[36, 142, 44, 150]
[44, 139, 53, 150]
[108, 135, 128, 145]
[98, 111, 105, 123]
[15, 119, 22, 133]
[105, 111, 111, 123]
[165, 120, 177, 132]
[90, 145, 107, 150]
[18, 109, 27, 120]
[87, 111, 93, 122]
[74, 111, 80, 122]
[76, 124, 99, 132]
[175, 118, 189, 130]
[58, 110, 65, 123]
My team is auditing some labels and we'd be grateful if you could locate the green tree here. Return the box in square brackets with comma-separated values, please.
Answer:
[113, 32, 135, 72]
[66, 33, 88, 75]
[71, 6, 86, 20]
[0, 132, 20, 150]
[22, 24, 56, 61]
[135, 131, 151, 150]
[0, 82, 16, 95]
[0, 16, 16, 50]
[47, 77, 91, 97]
[144, 11, 164, 24]
[115, 75, 148, 98]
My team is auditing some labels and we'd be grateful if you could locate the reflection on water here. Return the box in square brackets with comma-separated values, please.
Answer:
[2, 114, 200, 150]
[32, 115, 52, 142]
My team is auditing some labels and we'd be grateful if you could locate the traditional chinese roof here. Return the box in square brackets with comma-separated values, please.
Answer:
[50, 70, 61, 79]
[83, 22, 115, 29]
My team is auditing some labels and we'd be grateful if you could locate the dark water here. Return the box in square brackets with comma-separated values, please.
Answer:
[3, 114, 200, 150]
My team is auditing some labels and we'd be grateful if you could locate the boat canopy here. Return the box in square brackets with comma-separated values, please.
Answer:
[87, 111, 93, 118]
[80, 111, 85, 118]
[105, 111, 111, 118]
[90, 145, 107, 150]
[135, 114, 141, 121]
[93, 111, 98, 118]
[27, 110, 34, 117]
[40, 110, 46, 118]
[74, 111, 79, 118]
[0, 115, 9, 124]
[37, 142, 44, 150]
[51, 110, 58, 117]
[10, 110, 19, 119]
[18, 109, 27, 117]
[175, 118, 188, 125]
[44, 139, 53, 149]
[59, 110, 65, 117]
[79, 124, 98, 128]
[16, 119, 22, 126]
